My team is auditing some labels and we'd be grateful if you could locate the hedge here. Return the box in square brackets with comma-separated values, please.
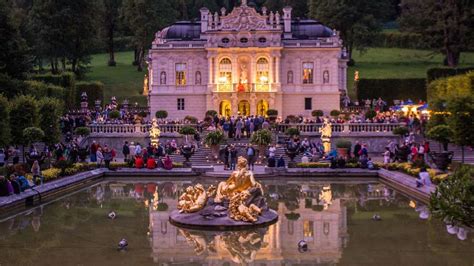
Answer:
[75, 81, 105, 107]
[357, 78, 426, 104]
[427, 67, 474, 82]
[371, 31, 430, 50]
[30, 72, 76, 106]
[427, 72, 474, 104]
[25, 80, 65, 100]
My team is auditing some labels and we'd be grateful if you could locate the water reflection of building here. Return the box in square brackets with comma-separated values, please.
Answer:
[149, 184, 348, 265]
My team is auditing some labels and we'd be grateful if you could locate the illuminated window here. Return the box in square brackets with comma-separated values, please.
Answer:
[302, 62, 314, 84]
[177, 98, 185, 110]
[175, 63, 186, 85]
[219, 58, 232, 83]
[256, 58, 269, 84]
[303, 220, 314, 237]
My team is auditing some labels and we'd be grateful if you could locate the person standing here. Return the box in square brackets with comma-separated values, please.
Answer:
[235, 119, 243, 140]
[230, 145, 238, 170]
[353, 141, 361, 159]
[135, 142, 142, 157]
[383, 147, 391, 164]
[0, 149, 5, 167]
[96, 147, 104, 168]
[103, 146, 113, 169]
[31, 160, 43, 186]
[90, 141, 98, 162]
[122, 141, 130, 162]
[246, 144, 256, 170]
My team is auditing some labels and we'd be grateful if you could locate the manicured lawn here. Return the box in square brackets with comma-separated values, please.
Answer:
[86, 51, 147, 105]
[87, 48, 474, 102]
[347, 48, 474, 97]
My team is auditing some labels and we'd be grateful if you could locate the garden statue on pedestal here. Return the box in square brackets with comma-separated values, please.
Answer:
[149, 118, 161, 146]
[80, 92, 88, 112]
[319, 118, 332, 154]
[170, 156, 278, 229]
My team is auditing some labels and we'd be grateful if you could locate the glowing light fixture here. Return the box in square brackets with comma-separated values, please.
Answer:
[218, 76, 228, 83]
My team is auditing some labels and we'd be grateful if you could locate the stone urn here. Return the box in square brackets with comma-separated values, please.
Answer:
[285, 143, 300, 168]
[429, 151, 454, 171]
[180, 145, 195, 167]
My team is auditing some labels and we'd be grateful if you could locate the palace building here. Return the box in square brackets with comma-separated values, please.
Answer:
[147, 0, 348, 119]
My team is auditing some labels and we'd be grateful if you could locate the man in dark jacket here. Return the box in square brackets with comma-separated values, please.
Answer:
[122, 141, 130, 162]
[353, 141, 361, 159]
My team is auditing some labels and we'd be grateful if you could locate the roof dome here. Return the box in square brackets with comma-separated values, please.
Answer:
[291, 19, 333, 39]
[161, 21, 201, 40]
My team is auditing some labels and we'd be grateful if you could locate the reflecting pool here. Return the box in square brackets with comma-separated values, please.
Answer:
[0, 178, 472, 266]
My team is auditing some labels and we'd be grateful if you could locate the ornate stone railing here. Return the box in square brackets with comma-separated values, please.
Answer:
[88, 124, 198, 135]
[276, 123, 404, 135]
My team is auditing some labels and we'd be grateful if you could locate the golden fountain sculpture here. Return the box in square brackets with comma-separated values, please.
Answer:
[319, 117, 332, 154]
[171, 157, 278, 228]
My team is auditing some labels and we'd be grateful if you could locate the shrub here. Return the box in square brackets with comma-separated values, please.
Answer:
[25, 80, 65, 100]
[430, 166, 474, 228]
[109, 110, 121, 119]
[250, 129, 272, 146]
[10, 95, 38, 145]
[312, 110, 324, 117]
[30, 72, 76, 106]
[204, 130, 225, 146]
[371, 31, 429, 49]
[0, 95, 11, 147]
[0, 74, 29, 98]
[426, 125, 453, 151]
[427, 67, 474, 82]
[335, 139, 352, 149]
[75, 81, 104, 107]
[23, 127, 45, 145]
[392, 126, 409, 137]
[357, 78, 426, 105]
[38, 98, 63, 145]
[286, 115, 299, 123]
[205, 110, 218, 118]
[155, 110, 168, 119]
[330, 110, 341, 117]
[285, 127, 300, 137]
[427, 72, 474, 104]
[179, 126, 197, 136]
[184, 115, 198, 124]
[75, 127, 91, 137]
[267, 109, 278, 116]
[296, 162, 330, 168]
[365, 109, 377, 120]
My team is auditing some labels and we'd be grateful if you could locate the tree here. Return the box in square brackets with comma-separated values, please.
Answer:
[155, 110, 168, 119]
[0, 95, 11, 147]
[445, 95, 474, 163]
[308, 0, 391, 64]
[399, 0, 474, 67]
[121, 0, 177, 71]
[10, 95, 38, 145]
[29, 0, 99, 74]
[426, 125, 453, 152]
[38, 98, 63, 146]
[0, 0, 33, 79]
[101, 0, 122, 66]
[23, 127, 45, 145]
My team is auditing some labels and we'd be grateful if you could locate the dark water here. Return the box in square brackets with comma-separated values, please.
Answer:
[0, 178, 472, 266]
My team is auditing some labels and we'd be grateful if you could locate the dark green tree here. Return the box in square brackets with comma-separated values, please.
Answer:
[9, 95, 38, 145]
[0, 95, 11, 147]
[121, 0, 177, 71]
[101, 0, 123, 67]
[399, 0, 474, 67]
[0, 0, 33, 79]
[308, 0, 390, 64]
[29, 0, 99, 74]
[38, 97, 63, 146]
[446, 95, 474, 163]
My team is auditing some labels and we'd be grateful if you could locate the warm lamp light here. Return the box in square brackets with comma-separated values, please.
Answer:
[218, 76, 228, 83]
[402, 106, 409, 113]
[259, 76, 268, 83]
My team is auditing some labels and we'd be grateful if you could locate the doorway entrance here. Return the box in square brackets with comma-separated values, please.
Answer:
[238, 100, 250, 116]
[219, 100, 231, 117]
[257, 99, 269, 116]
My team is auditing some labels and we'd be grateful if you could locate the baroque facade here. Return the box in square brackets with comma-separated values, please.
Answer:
[148, 1, 348, 119]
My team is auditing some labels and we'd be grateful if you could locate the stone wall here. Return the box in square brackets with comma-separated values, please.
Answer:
[149, 94, 207, 120]
[279, 93, 340, 118]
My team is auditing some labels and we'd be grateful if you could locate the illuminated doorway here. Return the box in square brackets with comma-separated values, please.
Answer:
[219, 100, 231, 117]
[238, 100, 250, 116]
[257, 99, 269, 116]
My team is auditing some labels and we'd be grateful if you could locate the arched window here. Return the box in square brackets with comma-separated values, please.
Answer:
[287, 71, 294, 84]
[219, 58, 232, 84]
[175, 63, 186, 85]
[160, 71, 166, 85]
[195, 71, 202, 85]
[256, 58, 269, 84]
[302, 62, 314, 84]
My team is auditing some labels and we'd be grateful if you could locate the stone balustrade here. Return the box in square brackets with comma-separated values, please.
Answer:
[88, 124, 198, 135]
[276, 123, 404, 136]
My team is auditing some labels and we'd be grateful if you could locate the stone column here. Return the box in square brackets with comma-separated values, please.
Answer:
[231, 93, 238, 115]
[250, 93, 257, 116]
[275, 56, 281, 84]
[250, 54, 256, 85]
[268, 56, 274, 84]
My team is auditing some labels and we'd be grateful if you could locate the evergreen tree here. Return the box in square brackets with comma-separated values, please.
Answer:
[9, 95, 38, 145]
[121, 0, 177, 71]
[0, 95, 11, 147]
[308, 0, 390, 64]
[101, 0, 122, 67]
[446, 95, 474, 163]
[38, 98, 63, 146]
[0, 0, 33, 79]
[399, 0, 473, 67]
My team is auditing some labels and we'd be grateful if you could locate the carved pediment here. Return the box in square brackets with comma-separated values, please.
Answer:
[219, 5, 270, 31]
